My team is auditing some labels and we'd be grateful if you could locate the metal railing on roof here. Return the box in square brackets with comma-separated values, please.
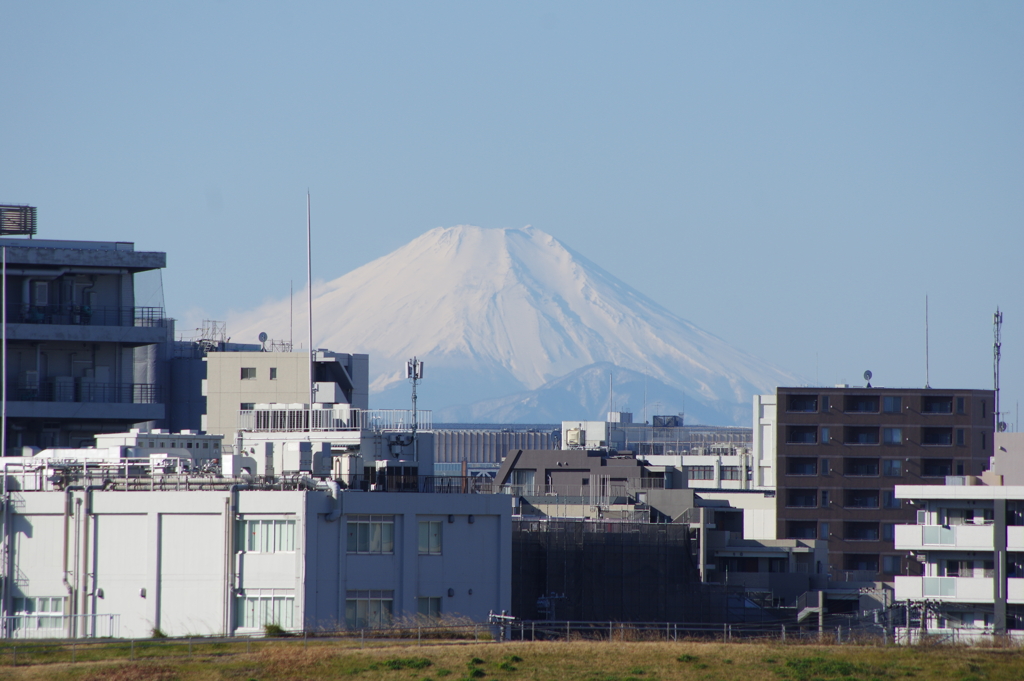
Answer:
[237, 407, 431, 433]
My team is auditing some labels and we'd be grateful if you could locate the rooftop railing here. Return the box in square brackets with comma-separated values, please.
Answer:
[238, 407, 431, 433]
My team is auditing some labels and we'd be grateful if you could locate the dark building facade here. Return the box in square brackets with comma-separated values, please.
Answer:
[775, 386, 994, 581]
[511, 519, 702, 622]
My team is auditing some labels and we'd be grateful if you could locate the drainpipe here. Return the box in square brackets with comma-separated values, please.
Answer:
[324, 481, 342, 522]
[225, 483, 248, 636]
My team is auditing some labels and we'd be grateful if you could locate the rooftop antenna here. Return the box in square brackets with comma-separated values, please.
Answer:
[925, 295, 931, 389]
[290, 279, 293, 352]
[407, 358, 424, 462]
[306, 191, 314, 428]
[995, 308, 1006, 432]
[608, 371, 614, 416]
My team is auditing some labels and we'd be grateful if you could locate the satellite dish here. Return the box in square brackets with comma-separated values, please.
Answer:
[999, 422, 1008, 433]
[258, 332, 268, 343]
[863, 370, 872, 381]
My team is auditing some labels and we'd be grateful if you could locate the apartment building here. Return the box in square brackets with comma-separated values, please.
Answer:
[0, 217, 168, 450]
[774, 386, 994, 581]
[894, 482, 1024, 641]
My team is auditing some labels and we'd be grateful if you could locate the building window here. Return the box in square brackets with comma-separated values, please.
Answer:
[786, 489, 817, 508]
[883, 428, 902, 445]
[956, 397, 966, 414]
[883, 460, 902, 477]
[883, 491, 901, 509]
[787, 520, 817, 539]
[417, 597, 441, 619]
[883, 396, 902, 413]
[11, 597, 64, 629]
[241, 367, 257, 380]
[981, 432, 987, 450]
[921, 428, 953, 446]
[720, 466, 741, 481]
[240, 403, 255, 411]
[844, 395, 879, 413]
[787, 458, 817, 476]
[236, 591, 295, 630]
[786, 425, 818, 444]
[845, 522, 880, 541]
[844, 489, 879, 509]
[345, 590, 393, 629]
[419, 520, 442, 555]
[821, 396, 830, 412]
[922, 459, 953, 477]
[688, 466, 714, 480]
[821, 490, 830, 507]
[269, 367, 277, 380]
[982, 400, 987, 418]
[882, 556, 901, 574]
[844, 553, 879, 573]
[237, 519, 296, 553]
[882, 523, 895, 541]
[821, 427, 830, 443]
[821, 458, 830, 475]
[956, 429, 965, 446]
[820, 522, 830, 540]
[347, 515, 395, 554]
[844, 458, 879, 476]
[787, 395, 818, 412]
[922, 395, 953, 414]
[844, 427, 879, 445]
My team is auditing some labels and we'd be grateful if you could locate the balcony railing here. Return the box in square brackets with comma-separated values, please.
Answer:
[11, 382, 161, 404]
[12, 305, 166, 327]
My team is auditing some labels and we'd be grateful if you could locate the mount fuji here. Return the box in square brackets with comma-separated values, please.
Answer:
[227, 226, 799, 425]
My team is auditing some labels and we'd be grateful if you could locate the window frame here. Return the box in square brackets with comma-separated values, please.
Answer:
[418, 520, 442, 555]
[240, 367, 257, 380]
[346, 515, 396, 555]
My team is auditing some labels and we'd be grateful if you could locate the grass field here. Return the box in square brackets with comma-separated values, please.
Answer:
[0, 639, 1022, 681]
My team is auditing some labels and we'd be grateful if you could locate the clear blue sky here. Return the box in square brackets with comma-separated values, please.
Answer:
[2, 2, 1022, 425]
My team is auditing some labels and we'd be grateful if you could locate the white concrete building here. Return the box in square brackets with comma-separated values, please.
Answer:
[203, 350, 369, 440]
[894, 482, 1024, 642]
[0, 459, 511, 639]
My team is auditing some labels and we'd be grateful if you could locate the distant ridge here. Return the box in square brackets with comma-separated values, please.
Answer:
[228, 225, 799, 425]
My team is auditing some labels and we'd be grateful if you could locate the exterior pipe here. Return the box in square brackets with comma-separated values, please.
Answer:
[325, 481, 342, 522]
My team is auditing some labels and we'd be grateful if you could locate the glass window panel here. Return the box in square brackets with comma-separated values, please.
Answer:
[419, 521, 429, 554]
[358, 523, 370, 553]
[381, 523, 394, 554]
[347, 523, 358, 552]
[369, 523, 381, 553]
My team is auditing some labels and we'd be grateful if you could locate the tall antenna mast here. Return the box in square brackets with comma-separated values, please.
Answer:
[407, 358, 423, 462]
[290, 279, 293, 351]
[608, 372, 614, 416]
[306, 192, 314, 428]
[2, 246, 7, 459]
[995, 307, 1003, 431]
[925, 295, 931, 389]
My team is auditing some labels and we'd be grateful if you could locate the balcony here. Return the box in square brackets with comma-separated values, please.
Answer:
[895, 576, 994, 603]
[6, 382, 163, 422]
[895, 524, 994, 551]
[7, 306, 167, 345]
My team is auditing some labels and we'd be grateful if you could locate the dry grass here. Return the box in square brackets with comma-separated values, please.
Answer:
[0, 639, 1022, 681]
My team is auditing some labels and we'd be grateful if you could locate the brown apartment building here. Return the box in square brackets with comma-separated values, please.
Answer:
[775, 386, 994, 581]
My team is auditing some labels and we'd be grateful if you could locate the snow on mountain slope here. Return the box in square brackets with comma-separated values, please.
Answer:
[227, 225, 799, 424]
